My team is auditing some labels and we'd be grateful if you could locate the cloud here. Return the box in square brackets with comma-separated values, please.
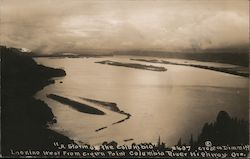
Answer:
[0, 0, 248, 54]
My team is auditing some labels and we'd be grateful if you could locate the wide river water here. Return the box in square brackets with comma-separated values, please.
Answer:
[35, 56, 248, 146]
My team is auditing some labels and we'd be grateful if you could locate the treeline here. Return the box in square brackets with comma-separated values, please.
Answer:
[179, 111, 249, 147]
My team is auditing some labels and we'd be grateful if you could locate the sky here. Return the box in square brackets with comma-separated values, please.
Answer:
[0, 0, 249, 54]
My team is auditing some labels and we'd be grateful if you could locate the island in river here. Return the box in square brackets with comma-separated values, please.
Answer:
[47, 94, 131, 132]
[96, 60, 167, 72]
[131, 58, 248, 77]
[47, 94, 106, 115]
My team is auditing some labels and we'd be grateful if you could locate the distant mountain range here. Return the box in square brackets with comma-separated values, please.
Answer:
[1, 45, 248, 67]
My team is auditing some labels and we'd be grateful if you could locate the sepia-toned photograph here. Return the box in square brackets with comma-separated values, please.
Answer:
[0, 0, 249, 158]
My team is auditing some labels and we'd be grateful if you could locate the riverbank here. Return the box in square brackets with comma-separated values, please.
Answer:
[1, 46, 74, 157]
[131, 58, 248, 77]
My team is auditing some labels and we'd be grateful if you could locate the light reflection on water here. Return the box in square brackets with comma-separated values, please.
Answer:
[35, 56, 248, 146]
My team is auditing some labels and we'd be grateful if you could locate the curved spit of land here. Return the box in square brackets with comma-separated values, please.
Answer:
[131, 58, 248, 77]
[46, 94, 131, 132]
[47, 94, 105, 115]
[80, 97, 121, 112]
[96, 60, 167, 72]
[80, 97, 131, 132]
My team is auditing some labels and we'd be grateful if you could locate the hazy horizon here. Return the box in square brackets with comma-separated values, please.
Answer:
[0, 0, 249, 55]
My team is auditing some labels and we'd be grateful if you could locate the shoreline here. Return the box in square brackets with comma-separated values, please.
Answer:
[131, 58, 248, 77]
[1, 46, 75, 157]
[80, 97, 131, 132]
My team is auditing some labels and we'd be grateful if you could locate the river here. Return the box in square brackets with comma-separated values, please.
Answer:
[35, 56, 248, 146]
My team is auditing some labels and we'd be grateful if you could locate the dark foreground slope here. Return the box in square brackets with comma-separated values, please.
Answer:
[196, 111, 248, 146]
[1, 46, 73, 157]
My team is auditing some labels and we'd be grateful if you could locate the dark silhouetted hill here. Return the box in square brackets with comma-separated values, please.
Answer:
[195, 111, 248, 146]
[1, 46, 74, 157]
[184, 111, 249, 148]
